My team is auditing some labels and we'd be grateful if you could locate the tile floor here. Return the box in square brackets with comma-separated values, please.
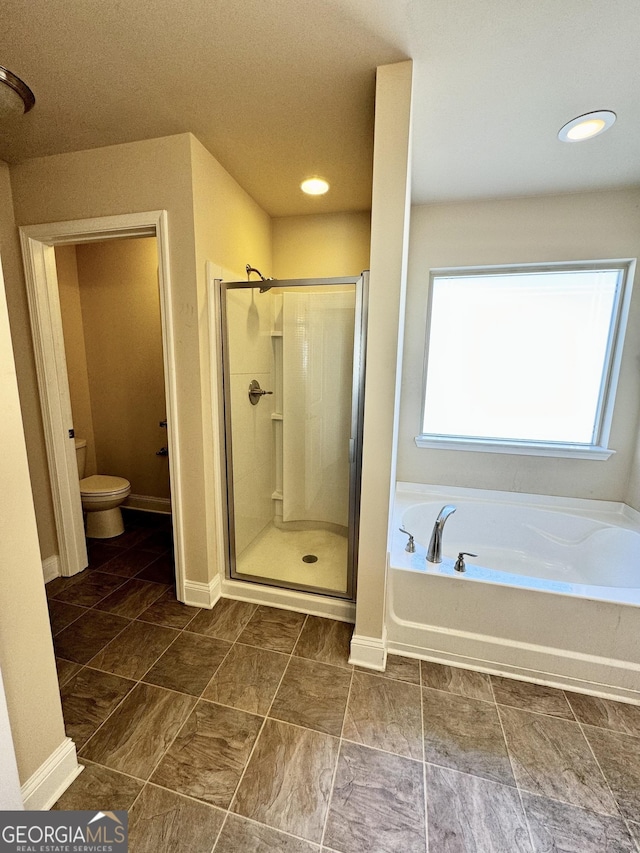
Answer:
[47, 512, 640, 852]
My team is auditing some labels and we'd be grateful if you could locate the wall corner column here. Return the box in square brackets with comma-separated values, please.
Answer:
[350, 60, 413, 669]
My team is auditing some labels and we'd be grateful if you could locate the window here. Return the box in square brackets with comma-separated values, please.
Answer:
[417, 261, 635, 459]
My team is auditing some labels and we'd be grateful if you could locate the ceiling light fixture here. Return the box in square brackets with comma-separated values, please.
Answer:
[301, 177, 329, 196]
[0, 65, 35, 117]
[558, 110, 616, 143]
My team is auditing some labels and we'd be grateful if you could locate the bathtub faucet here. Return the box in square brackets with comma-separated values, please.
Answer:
[426, 504, 457, 563]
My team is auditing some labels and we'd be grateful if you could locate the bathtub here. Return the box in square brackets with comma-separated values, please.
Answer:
[387, 483, 640, 702]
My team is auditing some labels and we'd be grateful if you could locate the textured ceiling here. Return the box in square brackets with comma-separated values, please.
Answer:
[1, 0, 639, 216]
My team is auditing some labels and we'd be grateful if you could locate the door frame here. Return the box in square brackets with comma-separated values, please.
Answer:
[19, 211, 186, 599]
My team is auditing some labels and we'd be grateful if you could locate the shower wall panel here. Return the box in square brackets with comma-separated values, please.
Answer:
[282, 291, 354, 527]
[226, 288, 274, 555]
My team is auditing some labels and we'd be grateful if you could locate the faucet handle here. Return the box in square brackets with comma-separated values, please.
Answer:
[399, 528, 416, 553]
[454, 552, 477, 573]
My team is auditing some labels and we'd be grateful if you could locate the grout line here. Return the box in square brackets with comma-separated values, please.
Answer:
[420, 662, 429, 853]
[491, 678, 537, 853]
[576, 718, 628, 820]
[319, 665, 353, 849]
[227, 615, 309, 815]
[338, 735, 424, 764]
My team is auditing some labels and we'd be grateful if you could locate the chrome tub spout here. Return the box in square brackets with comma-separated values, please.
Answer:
[426, 504, 457, 563]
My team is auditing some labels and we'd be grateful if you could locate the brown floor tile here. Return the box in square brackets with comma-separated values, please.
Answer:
[189, 598, 257, 641]
[53, 761, 143, 811]
[343, 671, 423, 759]
[53, 611, 131, 664]
[61, 667, 135, 748]
[420, 660, 493, 702]
[567, 692, 640, 738]
[137, 588, 199, 629]
[214, 814, 320, 852]
[135, 552, 175, 584]
[47, 600, 88, 635]
[270, 657, 351, 737]
[492, 675, 574, 719]
[99, 548, 158, 578]
[88, 620, 180, 680]
[46, 574, 84, 600]
[87, 542, 127, 570]
[56, 658, 82, 687]
[143, 632, 231, 696]
[426, 765, 530, 853]
[203, 644, 289, 715]
[95, 578, 167, 619]
[50, 570, 127, 607]
[522, 791, 636, 852]
[80, 682, 195, 779]
[324, 741, 425, 853]
[137, 528, 173, 553]
[238, 606, 306, 654]
[128, 783, 225, 853]
[422, 686, 515, 786]
[583, 725, 640, 822]
[379, 653, 421, 684]
[499, 706, 618, 814]
[151, 700, 262, 807]
[294, 616, 352, 668]
[232, 718, 340, 843]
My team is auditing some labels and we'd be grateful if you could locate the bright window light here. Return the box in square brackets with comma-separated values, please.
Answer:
[420, 263, 633, 454]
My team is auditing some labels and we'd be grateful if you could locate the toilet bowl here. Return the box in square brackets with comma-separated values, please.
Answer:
[75, 438, 131, 538]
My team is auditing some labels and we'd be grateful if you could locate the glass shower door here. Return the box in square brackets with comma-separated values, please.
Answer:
[220, 276, 366, 599]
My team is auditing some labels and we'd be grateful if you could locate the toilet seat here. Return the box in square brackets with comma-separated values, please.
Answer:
[80, 475, 130, 496]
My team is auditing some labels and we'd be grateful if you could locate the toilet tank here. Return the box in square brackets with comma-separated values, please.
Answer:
[74, 438, 87, 479]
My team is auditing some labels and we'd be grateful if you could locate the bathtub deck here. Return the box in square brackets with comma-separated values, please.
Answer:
[47, 580, 640, 851]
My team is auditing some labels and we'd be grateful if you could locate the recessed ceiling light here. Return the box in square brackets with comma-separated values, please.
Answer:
[301, 177, 329, 195]
[558, 111, 616, 143]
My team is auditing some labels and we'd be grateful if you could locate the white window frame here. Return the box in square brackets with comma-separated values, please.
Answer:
[415, 259, 636, 460]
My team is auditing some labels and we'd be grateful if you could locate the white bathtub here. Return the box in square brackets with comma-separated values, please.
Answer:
[388, 483, 640, 702]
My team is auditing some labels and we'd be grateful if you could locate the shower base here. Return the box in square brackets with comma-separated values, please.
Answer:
[235, 523, 348, 594]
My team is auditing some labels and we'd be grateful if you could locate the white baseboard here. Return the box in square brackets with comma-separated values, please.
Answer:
[124, 494, 171, 514]
[349, 631, 387, 670]
[182, 574, 221, 609]
[21, 737, 82, 810]
[221, 578, 356, 623]
[386, 639, 640, 705]
[42, 555, 60, 584]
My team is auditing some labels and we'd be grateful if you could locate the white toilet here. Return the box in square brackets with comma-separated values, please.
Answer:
[75, 438, 131, 539]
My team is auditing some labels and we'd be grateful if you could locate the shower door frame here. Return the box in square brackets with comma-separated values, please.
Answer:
[218, 273, 368, 601]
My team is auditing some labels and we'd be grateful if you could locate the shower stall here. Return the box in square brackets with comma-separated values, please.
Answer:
[218, 274, 368, 599]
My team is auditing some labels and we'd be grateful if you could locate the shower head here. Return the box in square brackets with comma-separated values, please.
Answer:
[246, 264, 275, 293]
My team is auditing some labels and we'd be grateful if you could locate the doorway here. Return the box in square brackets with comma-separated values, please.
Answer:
[218, 274, 368, 599]
[19, 211, 186, 600]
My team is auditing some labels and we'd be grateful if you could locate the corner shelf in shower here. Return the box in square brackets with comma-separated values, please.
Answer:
[271, 413, 283, 421]
[270, 331, 283, 337]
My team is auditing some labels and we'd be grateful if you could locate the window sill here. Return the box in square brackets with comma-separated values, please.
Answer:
[414, 435, 615, 460]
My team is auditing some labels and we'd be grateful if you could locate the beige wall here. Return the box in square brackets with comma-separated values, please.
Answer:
[1, 168, 58, 560]
[74, 237, 170, 499]
[0, 163, 67, 784]
[189, 136, 273, 580]
[9, 134, 211, 582]
[272, 212, 370, 279]
[56, 245, 97, 475]
[398, 189, 640, 502]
